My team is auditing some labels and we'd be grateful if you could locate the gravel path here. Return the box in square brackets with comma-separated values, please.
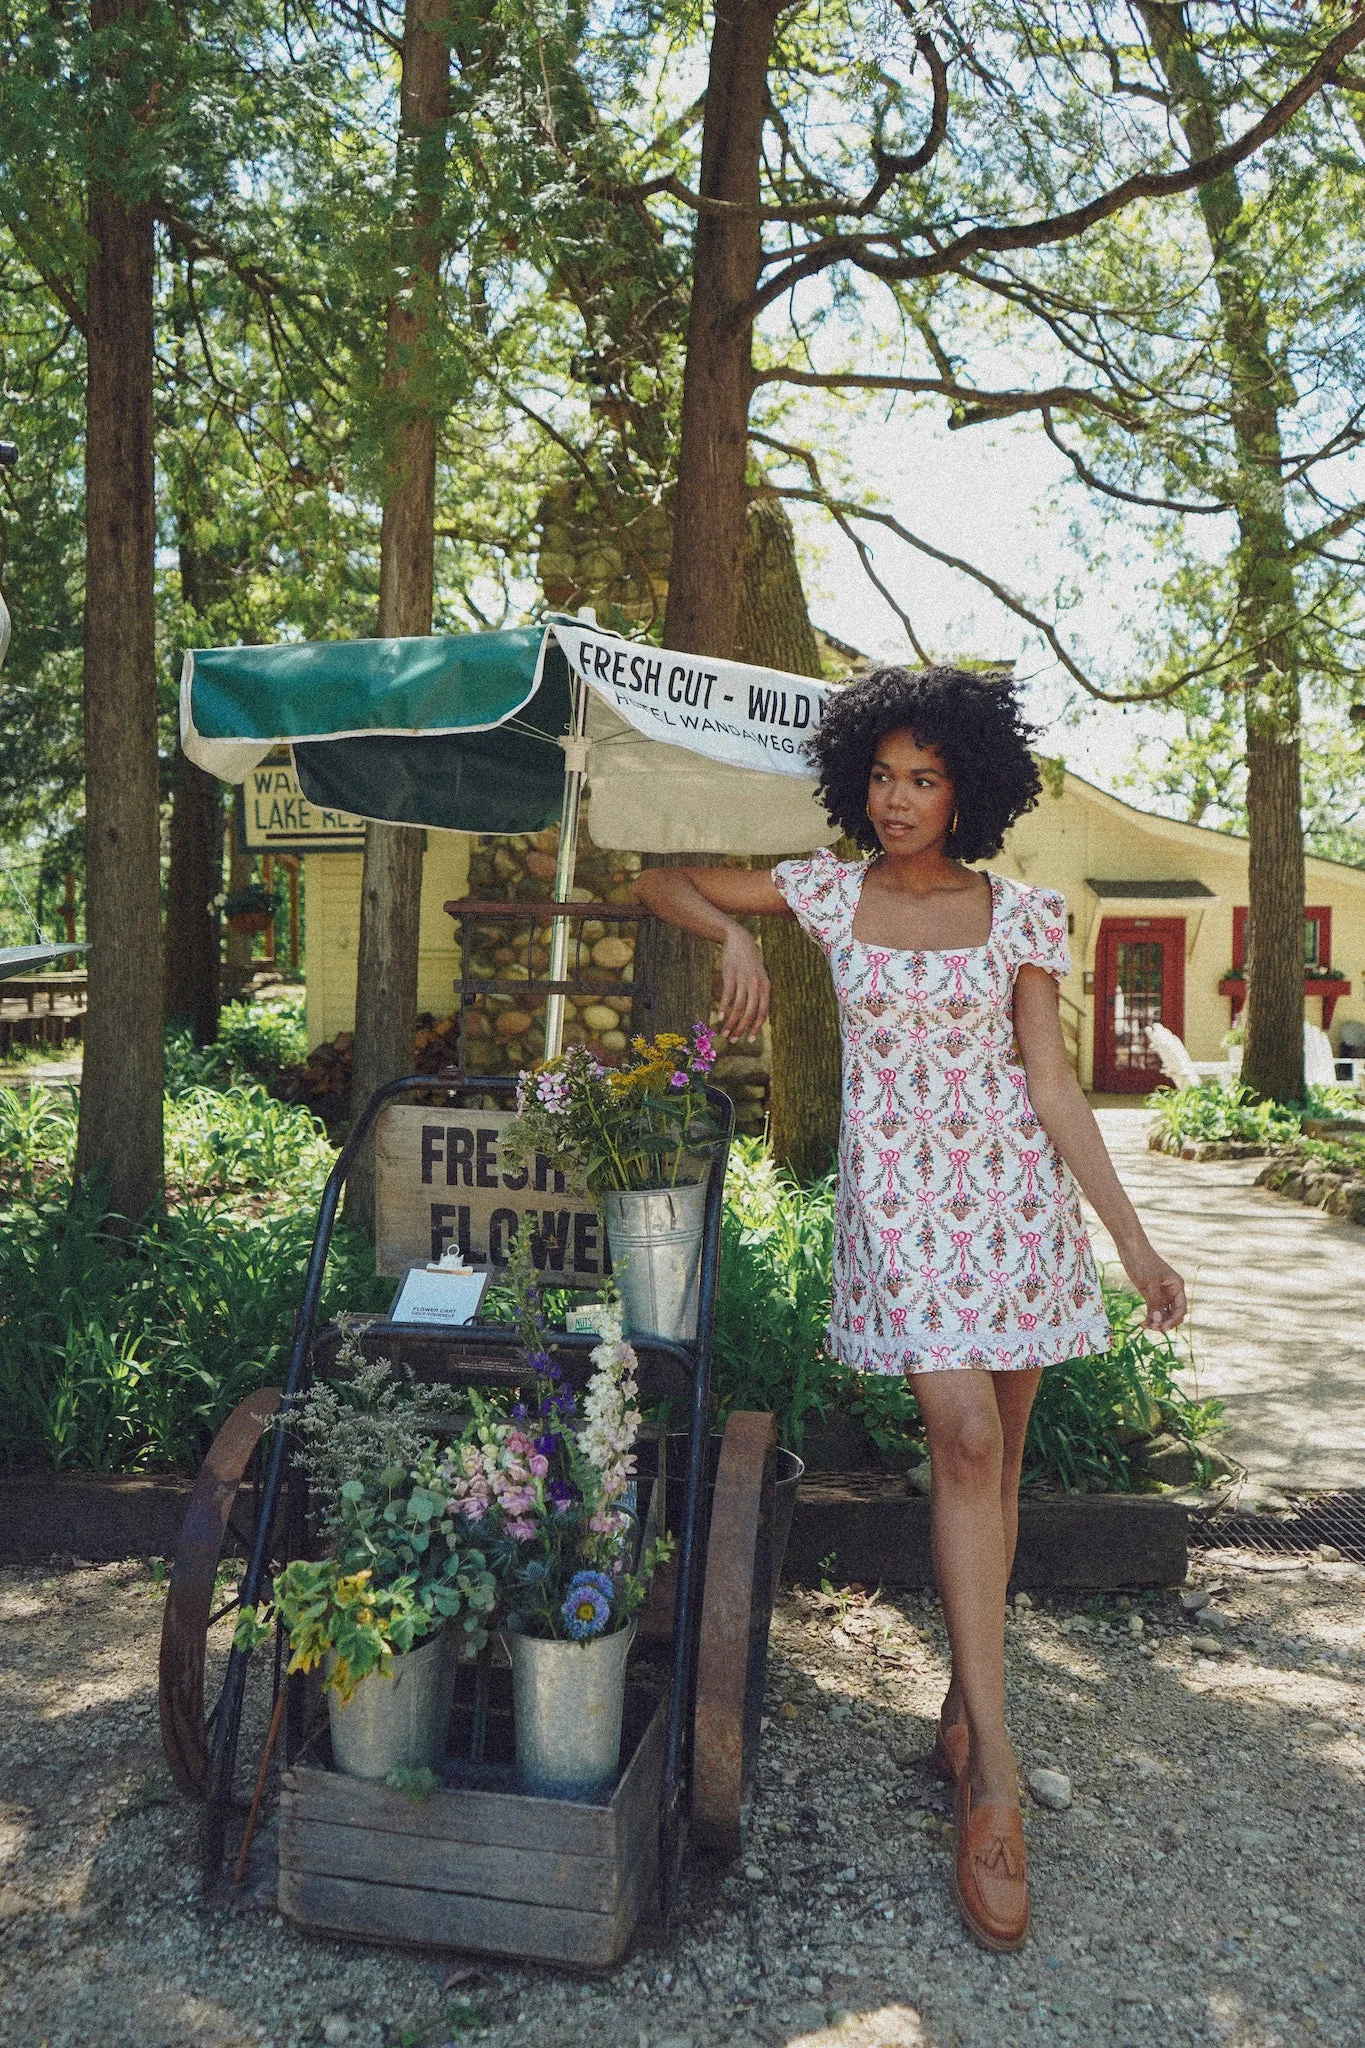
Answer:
[1, 1553, 1362, 2048]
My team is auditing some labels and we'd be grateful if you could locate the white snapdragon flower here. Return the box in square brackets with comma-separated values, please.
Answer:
[579, 1313, 640, 1504]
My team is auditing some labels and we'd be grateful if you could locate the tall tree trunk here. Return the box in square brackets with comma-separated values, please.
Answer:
[1144, 5, 1304, 1101]
[735, 500, 840, 1180]
[74, 0, 163, 1217]
[164, 539, 223, 1043]
[163, 752, 223, 1043]
[345, 0, 452, 1231]
[664, 0, 778, 656]
[640, 1, 783, 1035]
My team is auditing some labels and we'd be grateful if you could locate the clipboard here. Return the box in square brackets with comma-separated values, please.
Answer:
[387, 1263, 489, 1327]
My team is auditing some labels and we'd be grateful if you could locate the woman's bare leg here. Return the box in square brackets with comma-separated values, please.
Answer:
[914, 1370, 1022, 1804]
[938, 1367, 1042, 1735]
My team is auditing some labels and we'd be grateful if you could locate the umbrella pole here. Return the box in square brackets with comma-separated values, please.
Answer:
[543, 666, 589, 1061]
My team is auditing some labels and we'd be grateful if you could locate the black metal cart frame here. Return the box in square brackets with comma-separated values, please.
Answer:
[186, 1070, 735, 1914]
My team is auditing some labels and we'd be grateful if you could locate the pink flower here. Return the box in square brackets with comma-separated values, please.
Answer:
[506, 1517, 538, 1543]
[528, 1452, 549, 1479]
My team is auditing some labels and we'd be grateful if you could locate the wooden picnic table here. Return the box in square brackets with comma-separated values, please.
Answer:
[2, 971, 88, 1013]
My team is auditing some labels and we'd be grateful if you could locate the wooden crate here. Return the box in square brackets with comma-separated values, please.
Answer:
[278, 1686, 666, 1968]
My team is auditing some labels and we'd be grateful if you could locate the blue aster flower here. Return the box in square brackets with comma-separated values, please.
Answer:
[561, 1575, 613, 1640]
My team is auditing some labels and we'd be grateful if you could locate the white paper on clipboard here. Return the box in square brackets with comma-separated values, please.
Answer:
[388, 1265, 489, 1326]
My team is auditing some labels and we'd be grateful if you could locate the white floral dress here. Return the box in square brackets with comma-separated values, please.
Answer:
[771, 850, 1110, 1375]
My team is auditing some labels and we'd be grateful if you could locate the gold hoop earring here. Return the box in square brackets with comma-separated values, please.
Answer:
[949, 809, 959, 840]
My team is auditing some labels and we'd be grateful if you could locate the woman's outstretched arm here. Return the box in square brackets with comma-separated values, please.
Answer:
[1013, 964, 1187, 1331]
[632, 865, 791, 1041]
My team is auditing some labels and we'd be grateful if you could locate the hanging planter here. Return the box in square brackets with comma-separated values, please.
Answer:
[222, 882, 281, 935]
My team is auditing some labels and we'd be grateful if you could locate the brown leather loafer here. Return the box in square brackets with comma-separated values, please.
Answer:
[953, 1775, 1030, 1953]
[927, 1715, 969, 1783]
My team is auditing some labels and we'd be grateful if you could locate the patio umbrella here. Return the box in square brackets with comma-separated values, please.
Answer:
[182, 615, 836, 1054]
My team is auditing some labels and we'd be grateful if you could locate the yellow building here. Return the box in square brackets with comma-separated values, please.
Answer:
[994, 767, 1365, 1091]
[302, 763, 1365, 1094]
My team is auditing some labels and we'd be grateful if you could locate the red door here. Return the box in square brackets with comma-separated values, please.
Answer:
[1095, 918, 1186, 1093]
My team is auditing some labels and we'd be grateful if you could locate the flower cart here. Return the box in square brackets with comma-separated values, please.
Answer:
[157, 1069, 801, 1961]
[160, 614, 825, 1958]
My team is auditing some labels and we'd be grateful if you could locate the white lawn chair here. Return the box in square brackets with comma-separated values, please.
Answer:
[1147, 1021, 1231, 1088]
[1304, 1022, 1339, 1090]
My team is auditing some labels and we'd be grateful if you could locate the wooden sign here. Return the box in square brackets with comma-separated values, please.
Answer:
[374, 1104, 608, 1283]
[235, 754, 367, 853]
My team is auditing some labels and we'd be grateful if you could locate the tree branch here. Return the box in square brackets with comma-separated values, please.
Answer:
[1039, 407, 1233, 513]
[743, 8, 1365, 322]
[751, 362, 1137, 426]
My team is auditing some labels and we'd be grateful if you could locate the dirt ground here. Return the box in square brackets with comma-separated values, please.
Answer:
[1, 1548, 1362, 2048]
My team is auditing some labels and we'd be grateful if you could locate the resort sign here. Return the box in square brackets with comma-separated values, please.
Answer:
[235, 755, 366, 853]
[374, 1104, 607, 1283]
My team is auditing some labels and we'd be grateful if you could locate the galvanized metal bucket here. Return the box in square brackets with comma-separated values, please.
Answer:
[505, 1622, 636, 1798]
[602, 1178, 708, 1340]
[325, 1627, 457, 1781]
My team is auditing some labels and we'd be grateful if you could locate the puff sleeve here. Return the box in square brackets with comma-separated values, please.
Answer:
[1014, 887, 1071, 983]
[770, 848, 855, 958]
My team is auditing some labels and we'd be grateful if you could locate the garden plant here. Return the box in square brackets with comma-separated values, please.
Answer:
[1, 1022, 1220, 1493]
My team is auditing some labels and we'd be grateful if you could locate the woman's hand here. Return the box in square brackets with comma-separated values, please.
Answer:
[1123, 1247, 1188, 1332]
[717, 927, 770, 1042]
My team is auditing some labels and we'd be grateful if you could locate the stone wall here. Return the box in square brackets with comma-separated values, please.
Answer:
[457, 817, 770, 1133]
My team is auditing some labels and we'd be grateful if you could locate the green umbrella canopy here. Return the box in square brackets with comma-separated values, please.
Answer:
[181, 618, 836, 853]
[186, 623, 571, 834]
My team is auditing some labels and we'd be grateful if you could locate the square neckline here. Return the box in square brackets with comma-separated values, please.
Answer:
[848, 863, 999, 956]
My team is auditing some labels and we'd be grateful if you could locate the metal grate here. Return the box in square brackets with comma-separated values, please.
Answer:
[1192, 1488, 1365, 1565]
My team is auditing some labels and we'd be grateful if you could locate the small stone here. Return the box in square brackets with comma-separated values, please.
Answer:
[1027, 1767, 1073, 1812]
[828, 1702, 853, 1723]
[1013, 1591, 1033, 1610]
[788, 2003, 827, 2032]
[1128, 1613, 1145, 1634]
[801, 1976, 824, 1995]
[591, 935, 633, 969]
[778, 1701, 799, 1720]
[321, 2021, 352, 2047]
[653, 2035, 694, 2048]
[906, 1459, 932, 1496]
[1189, 1634, 1226, 1656]
[1180, 1587, 1211, 1612]
[1301, 1720, 1339, 1739]
[580, 1003, 619, 1032]
[1316, 1545, 1344, 1563]
[744, 1863, 764, 1881]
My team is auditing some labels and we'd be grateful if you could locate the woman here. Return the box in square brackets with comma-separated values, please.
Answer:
[635, 663, 1186, 1953]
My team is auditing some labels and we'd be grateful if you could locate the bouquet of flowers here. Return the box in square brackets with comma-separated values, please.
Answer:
[505, 1023, 721, 1196]
[436, 1228, 672, 1641]
[234, 1334, 498, 1698]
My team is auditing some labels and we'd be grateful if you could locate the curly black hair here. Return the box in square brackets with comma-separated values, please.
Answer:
[807, 664, 1043, 862]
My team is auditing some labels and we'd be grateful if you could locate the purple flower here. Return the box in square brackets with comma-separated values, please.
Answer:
[547, 1478, 579, 1512]
[561, 1573, 613, 1640]
[526, 1351, 553, 1375]
[533, 1432, 557, 1460]
[547, 1364, 562, 1383]
[669, 1071, 688, 1089]
[512, 1403, 528, 1421]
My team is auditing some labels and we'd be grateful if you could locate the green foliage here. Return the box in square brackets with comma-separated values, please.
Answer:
[1147, 1079, 1357, 1151]
[233, 1558, 439, 1705]
[1022, 1286, 1218, 1495]
[164, 993, 309, 1090]
[0, 1174, 389, 1473]
[712, 1141, 838, 1450]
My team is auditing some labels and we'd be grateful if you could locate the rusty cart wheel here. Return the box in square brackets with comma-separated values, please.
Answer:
[158, 1387, 286, 1801]
[690, 1409, 779, 1858]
